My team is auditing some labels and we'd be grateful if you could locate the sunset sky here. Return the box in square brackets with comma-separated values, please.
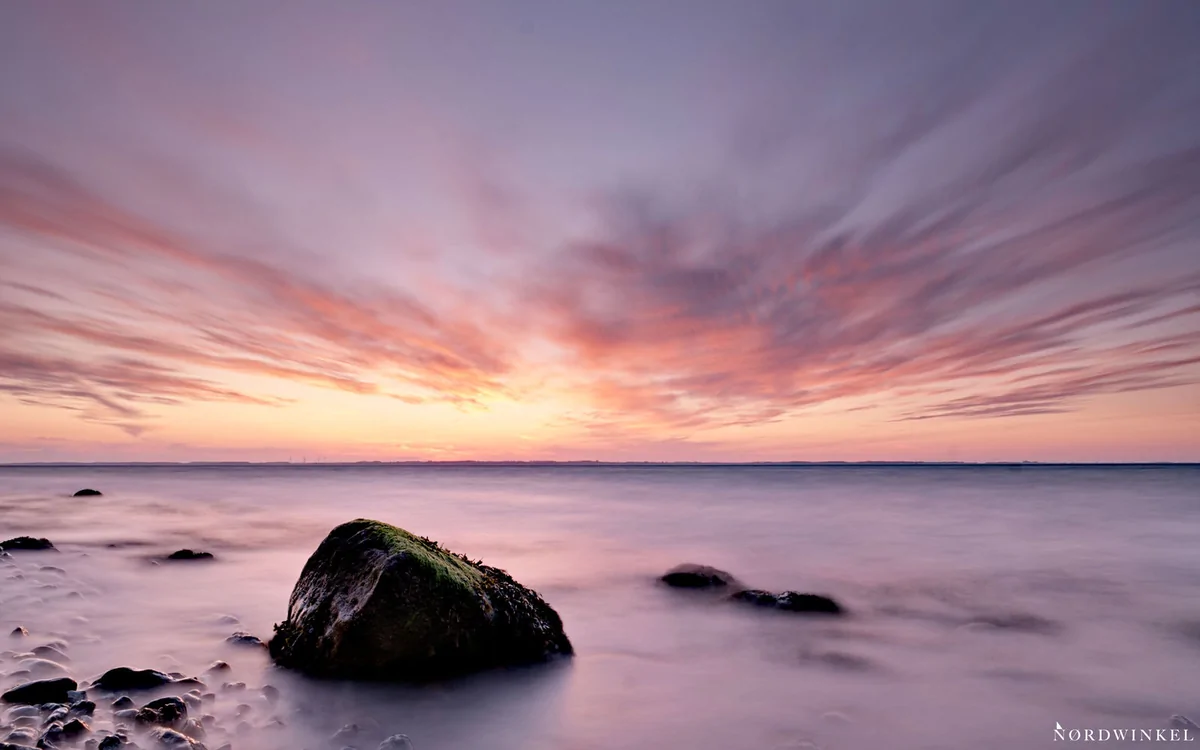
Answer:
[1, 1, 1198, 463]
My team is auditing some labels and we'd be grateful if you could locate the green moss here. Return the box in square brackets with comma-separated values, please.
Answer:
[345, 519, 483, 591]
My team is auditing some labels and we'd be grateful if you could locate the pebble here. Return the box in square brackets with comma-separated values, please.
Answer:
[9, 627, 28, 638]
[111, 697, 135, 710]
[379, 735, 415, 750]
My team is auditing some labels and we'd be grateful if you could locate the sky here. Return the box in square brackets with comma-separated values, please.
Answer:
[0, 1, 1198, 463]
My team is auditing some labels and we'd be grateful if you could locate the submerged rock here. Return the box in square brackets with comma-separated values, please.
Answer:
[9, 628, 27, 639]
[379, 735, 415, 750]
[93, 668, 173, 692]
[730, 589, 778, 606]
[269, 518, 573, 680]
[732, 589, 844, 615]
[164, 551, 214, 562]
[72, 489, 103, 497]
[0, 538, 54, 553]
[660, 564, 737, 589]
[1, 678, 76, 705]
[136, 696, 187, 729]
[223, 633, 263, 648]
[776, 592, 844, 615]
[97, 736, 123, 750]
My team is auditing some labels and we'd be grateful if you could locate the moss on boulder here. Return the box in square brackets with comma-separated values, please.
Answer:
[268, 519, 572, 680]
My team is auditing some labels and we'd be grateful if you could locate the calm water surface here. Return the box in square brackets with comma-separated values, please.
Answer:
[1, 465, 1198, 749]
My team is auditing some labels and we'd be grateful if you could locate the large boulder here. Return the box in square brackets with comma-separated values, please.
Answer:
[268, 519, 573, 680]
[1, 677, 76, 704]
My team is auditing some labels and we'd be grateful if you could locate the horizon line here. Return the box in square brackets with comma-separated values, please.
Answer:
[0, 460, 1197, 468]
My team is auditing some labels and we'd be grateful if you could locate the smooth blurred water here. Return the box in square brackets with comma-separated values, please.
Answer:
[1, 464, 1199, 749]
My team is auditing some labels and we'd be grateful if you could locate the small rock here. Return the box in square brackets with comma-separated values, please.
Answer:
[1171, 714, 1199, 731]
[44, 706, 69, 723]
[98, 736, 123, 750]
[5, 726, 38, 744]
[66, 691, 86, 703]
[146, 727, 199, 748]
[203, 662, 229, 674]
[10, 628, 28, 639]
[776, 592, 844, 615]
[62, 718, 90, 738]
[378, 735, 414, 750]
[18, 659, 69, 678]
[69, 700, 95, 717]
[164, 551, 214, 562]
[660, 563, 737, 589]
[73, 489, 103, 497]
[219, 682, 244, 692]
[113, 709, 139, 721]
[111, 697, 134, 710]
[260, 685, 279, 703]
[41, 721, 67, 746]
[224, 633, 264, 648]
[93, 668, 172, 692]
[234, 704, 251, 717]
[32, 646, 69, 662]
[0, 538, 55, 552]
[181, 696, 201, 713]
[180, 719, 204, 739]
[1, 678, 77, 705]
[731, 589, 778, 606]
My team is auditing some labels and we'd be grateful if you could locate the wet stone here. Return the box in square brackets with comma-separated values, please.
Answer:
[111, 697, 134, 710]
[224, 632, 264, 648]
[9, 629, 28, 639]
[1, 678, 76, 705]
[93, 668, 172, 692]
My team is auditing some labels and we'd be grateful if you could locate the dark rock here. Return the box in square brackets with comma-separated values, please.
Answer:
[1, 678, 77, 705]
[260, 685, 279, 703]
[202, 662, 228, 674]
[69, 700, 95, 717]
[30, 647, 69, 663]
[224, 633, 263, 648]
[93, 669, 173, 692]
[40, 722, 66, 747]
[62, 719, 90, 738]
[164, 551, 213, 562]
[378, 736, 414, 750]
[73, 490, 102, 497]
[660, 563, 737, 589]
[0, 742, 38, 750]
[98, 736, 123, 750]
[731, 589, 779, 606]
[0, 539, 54, 553]
[776, 592, 844, 615]
[11, 627, 28, 638]
[113, 709, 138, 721]
[110, 697, 134, 710]
[179, 720, 204, 739]
[268, 519, 573, 681]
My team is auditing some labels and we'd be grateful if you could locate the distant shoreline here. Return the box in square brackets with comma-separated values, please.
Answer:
[0, 461, 1197, 468]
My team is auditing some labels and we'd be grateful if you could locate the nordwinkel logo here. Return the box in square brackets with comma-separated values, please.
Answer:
[1054, 719, 1197, 743]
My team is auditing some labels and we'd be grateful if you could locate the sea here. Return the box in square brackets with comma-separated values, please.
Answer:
[1, 464, 1198, 750]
